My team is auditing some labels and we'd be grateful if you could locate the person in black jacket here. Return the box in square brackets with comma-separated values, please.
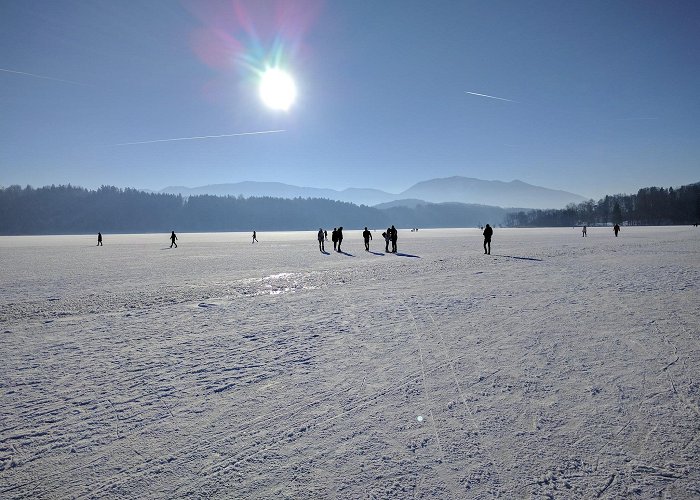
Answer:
[336, 227, 344, 252]
[317, 228, 325, 252]
[362, 227, 372, 251]
[483, 224, 493, 255]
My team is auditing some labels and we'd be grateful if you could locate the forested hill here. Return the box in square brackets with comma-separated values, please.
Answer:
[506, 183, 700, 227]
[0, 185, 509, 235]
[4, 183, 697, 235]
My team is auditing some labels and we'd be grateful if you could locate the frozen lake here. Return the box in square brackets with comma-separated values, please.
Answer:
[1, 227, 699, 498]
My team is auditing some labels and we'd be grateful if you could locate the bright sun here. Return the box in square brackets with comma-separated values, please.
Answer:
[259, 68, 297, 111]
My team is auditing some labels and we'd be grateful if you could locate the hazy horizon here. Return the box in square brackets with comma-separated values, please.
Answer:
[1, 175, 587, 196]
[4, 175, 698, 202]
[2, 1, 700, 200]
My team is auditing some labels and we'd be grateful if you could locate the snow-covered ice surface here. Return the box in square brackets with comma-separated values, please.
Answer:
[1, 227, 699, 498]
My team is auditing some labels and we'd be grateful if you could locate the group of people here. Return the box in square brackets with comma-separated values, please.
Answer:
[312, 227, 351, 252]
[97, 226, 398, 254]
[381, 226, 398, 253]
[314, 226, 397, 253]
[330, 227, 344, 252]
[97, 223, 626, 253]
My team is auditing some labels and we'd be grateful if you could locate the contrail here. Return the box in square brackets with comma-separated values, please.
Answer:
[615, 117, 658, 121]
[465, 91, 517, 102]
[0, 68, 86, 86]
[113, 130, 286, 146]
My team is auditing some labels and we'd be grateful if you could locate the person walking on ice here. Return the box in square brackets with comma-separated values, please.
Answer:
[97, 232, 103, 246]
[170, 231, 178, 248]
[390, 225, 398, 253]
[383, 228, 391, 253]
[483, 224, 493, 255]
[331, 228, 338, 251]
[317, 228, 325, 252]
[582, 225, 587, 237]
[362, 227, 372, 251]
[613, 224, 621, 237]
[336, 227, 344, 252]
[252, 231, 258, 243]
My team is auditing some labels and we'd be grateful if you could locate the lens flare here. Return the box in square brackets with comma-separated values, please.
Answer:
[259, 68, 297, 111]
[188, 1, 319, 111]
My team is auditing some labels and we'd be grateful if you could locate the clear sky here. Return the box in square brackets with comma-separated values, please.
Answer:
[1, 0, 699, 200]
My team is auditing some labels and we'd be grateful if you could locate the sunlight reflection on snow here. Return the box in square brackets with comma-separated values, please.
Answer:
[237, 272, 318, 296]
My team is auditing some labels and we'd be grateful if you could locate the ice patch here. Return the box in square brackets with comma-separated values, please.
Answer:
[237, 272, 319, 296]
[262, 272, 296, 281]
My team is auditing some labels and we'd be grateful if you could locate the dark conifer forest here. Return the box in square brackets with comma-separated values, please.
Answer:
[505, 183, 700, 227]
[0, 184, 507, 235]
[0, 182, 698, 235]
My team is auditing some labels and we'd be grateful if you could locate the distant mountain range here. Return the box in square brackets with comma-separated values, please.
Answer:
[161, 176, 586, 209]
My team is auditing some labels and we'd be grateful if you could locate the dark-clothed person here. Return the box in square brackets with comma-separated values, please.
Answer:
[362, 227, 372, 251]
[483, 224, 493, 255]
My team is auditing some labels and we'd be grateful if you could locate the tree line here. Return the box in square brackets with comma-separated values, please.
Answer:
[3, 182, 696, 235]
[505, 183, 700, 227]
[0, 184, 509, 235]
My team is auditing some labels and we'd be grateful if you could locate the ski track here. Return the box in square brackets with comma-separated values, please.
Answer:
[1, 227, 699, 498]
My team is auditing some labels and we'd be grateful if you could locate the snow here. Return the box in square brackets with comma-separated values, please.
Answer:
[1, 227, 699, 498]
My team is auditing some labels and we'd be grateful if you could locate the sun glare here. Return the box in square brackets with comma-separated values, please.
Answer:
[259, 68, 297, 111]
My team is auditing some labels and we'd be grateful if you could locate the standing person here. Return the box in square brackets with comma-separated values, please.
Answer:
[613, 224, 620, 237]
[337, 227, 344, 252]
[383, 228, 391, 252]
[582, 225, 587, 237]
[97, 232, 103, 246]
[331, 228, 338, 251]
[317, 228, 325, 252]
[324, 230, 328, 241]
[390, 225, 398, 253]
[362, 227, 372, 251]
[252, 231, 258, 243]
[483, 224, 493, 255]
[170, 231, 178, 248]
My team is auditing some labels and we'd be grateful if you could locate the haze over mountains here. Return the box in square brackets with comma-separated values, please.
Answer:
[161, 176, 587, 210]
[2, 181, 696, 235]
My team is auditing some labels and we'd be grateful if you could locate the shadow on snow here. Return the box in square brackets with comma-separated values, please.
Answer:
[492, 254, 542, 262]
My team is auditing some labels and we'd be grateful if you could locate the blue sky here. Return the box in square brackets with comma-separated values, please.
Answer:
[1, 0, 699, 199]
